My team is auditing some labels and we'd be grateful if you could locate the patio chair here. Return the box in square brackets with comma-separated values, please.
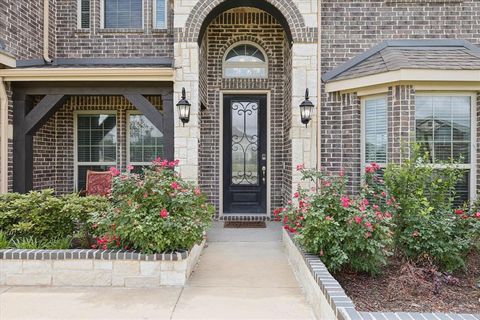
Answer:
[85, 170, 113, 197]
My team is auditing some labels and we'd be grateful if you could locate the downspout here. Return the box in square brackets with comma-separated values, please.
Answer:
[316, 0, 322, 171]
[0, 78, 8, 194]
[43, 0, 53, 63]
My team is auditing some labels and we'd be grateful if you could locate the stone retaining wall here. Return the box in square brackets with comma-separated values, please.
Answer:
[0, 240, 205, 287]
[283, 230, 480, 320]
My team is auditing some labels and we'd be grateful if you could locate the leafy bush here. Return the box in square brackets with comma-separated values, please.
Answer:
[0, 190, 111, 248]
[383, 145, 480, 271]
[0, 190, 73, 242]
[91, 160, 215, 253]
[277, 164, 397, 275]
[0, 231, 8, 249]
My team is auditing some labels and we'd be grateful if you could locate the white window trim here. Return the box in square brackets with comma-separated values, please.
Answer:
[77, 0, 90, 29]
[126, 110, 163, 167]
[152, 0, 168, 30]
[361, 94, 388, 174]
[415, 91, 477, 202]
[100, 0, 145, 29]
[73, 111, 118, 191]
[222, 41, 268, 79]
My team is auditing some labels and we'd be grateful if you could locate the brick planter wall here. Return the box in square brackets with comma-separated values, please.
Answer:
[283, 230, 480, 320]
[0, 240, 205, 287]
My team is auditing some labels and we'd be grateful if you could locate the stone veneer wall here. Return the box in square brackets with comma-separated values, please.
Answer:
[31, 95, 164, 194]
[321, 0, 480, 183]
[0, 241, 205, 287]
[198, 8, 289, 215]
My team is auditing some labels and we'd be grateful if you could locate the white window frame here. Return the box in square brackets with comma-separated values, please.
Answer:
[415, 92, 477, 202]
[100, 0, 145, 29]
[222, 41, 268, 79]
[77, 0, 90, 29]
[152, 0, 168, 29]
[126, 111, 164, 167]
[361, 94, 388, 174]
[73, 111, 118, 191]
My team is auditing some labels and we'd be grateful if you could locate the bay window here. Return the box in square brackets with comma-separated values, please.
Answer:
[415, 94, 475, 204]
[362, 96, 388, 170]
[75, 113, 117, 191]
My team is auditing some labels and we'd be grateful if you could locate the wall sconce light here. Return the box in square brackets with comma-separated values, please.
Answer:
[176, 87, 191, 127]
[299, 88, 315, 127]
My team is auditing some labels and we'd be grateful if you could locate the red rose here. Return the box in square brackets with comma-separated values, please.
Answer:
[455, 209, 464, 215]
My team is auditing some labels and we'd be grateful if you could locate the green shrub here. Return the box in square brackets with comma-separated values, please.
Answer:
[0, 231, 8, 249]
[384, 145, 480, 271]
[91, 160, 215, 253]
[60, 194, 111, 248]
[0, 190, 73, 241]
[9, 236, 43, 249]
[0, 190, 111, 249]
[278, 164, 397, 275]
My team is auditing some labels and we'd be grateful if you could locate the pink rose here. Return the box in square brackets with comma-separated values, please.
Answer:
[126, 164, 134, 171]
[296, 164, 305, 171]
[341, 196, 350, 208]
[354, 215, 362, 224]
[160, 208, 169, 219]
[109, 166, 120, 177]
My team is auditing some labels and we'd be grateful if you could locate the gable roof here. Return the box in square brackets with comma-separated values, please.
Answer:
[322, 40, 480, 83]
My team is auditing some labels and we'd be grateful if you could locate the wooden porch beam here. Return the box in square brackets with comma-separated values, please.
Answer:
[124, 94, 174, 160]
[23, 94, 68, 135]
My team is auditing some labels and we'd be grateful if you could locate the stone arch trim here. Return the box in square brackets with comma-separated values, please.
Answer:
[176, 0, 317, 44]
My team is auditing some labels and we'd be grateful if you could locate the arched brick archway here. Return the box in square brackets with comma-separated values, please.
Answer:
[177, 0, 316, 44]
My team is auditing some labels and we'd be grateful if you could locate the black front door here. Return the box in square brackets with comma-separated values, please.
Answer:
[223, 95, 267, 214]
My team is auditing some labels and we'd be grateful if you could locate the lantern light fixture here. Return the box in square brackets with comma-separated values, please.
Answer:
[176, 87, 191, 127]
[299, 88, 315, 127]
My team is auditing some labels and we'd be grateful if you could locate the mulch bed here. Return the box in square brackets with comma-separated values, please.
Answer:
[334, 252, 480, 314]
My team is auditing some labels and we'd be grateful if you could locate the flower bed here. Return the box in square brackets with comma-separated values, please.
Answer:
[0, 159, 214, 287]
[283, 229, 480, 320]
[279, 146, 480, 317]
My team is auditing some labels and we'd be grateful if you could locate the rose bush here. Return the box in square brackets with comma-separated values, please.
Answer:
[91, 159, 215, 253]
[277, 164, 397, 275]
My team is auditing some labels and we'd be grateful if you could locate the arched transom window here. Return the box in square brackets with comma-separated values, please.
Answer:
[223, 42, 268, 78]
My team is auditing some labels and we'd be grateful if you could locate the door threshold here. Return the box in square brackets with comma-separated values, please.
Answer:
[217, 214, 270, 221]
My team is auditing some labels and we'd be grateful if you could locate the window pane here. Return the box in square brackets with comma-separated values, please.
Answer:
[224, 67, 267, 78]
[224, 44, 267, 78]
[155, 0, 166, 28]
[80, 0, 90, 28]
[416, 96, 471, 163]
[364, 98, 387, 164]
[104, 0, 142, 28]
[129, 115, 164, 164]
[76, 114, 117, 163]
[415, 96, 472, 204]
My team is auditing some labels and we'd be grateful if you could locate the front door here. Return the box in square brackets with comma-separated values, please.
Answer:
[223, 95, 267, 214]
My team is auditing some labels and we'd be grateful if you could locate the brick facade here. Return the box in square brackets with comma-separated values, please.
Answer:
[32, 95, 164, 194]
[198, 8, 292, 216]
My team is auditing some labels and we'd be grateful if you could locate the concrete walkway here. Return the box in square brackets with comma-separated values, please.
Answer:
[0, 222, 314, 320]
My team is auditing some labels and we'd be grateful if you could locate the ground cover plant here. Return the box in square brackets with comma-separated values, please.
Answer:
[278, 146, 480, 313]
[0, 159, 214, 253]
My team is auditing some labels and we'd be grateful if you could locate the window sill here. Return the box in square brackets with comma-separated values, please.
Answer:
[152, 28, 168, 33]
[99, 28, 145, 34]
[75, 28, 91, 33]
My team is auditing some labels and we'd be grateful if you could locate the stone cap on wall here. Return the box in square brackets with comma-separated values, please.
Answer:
[0, 249, 189, 261]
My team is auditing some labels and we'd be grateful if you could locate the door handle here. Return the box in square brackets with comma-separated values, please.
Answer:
[262, 166, 266, 184]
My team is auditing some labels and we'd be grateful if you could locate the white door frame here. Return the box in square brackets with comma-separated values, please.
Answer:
[219, 90, 272, 218]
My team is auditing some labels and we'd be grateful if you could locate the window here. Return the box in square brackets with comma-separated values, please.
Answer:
[103, 0, 143, 29]
[223, 43, 267, 78]
[128, 113, 164, 171]
[75, 114, 117, 191]
[153, 0, 167, 29]
[362, 96, 388, 169]
[78, 0, 90, 29]
[416, 95, 475, 204]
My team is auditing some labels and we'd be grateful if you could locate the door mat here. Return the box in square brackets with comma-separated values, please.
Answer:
[224, 221, 267, 229]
